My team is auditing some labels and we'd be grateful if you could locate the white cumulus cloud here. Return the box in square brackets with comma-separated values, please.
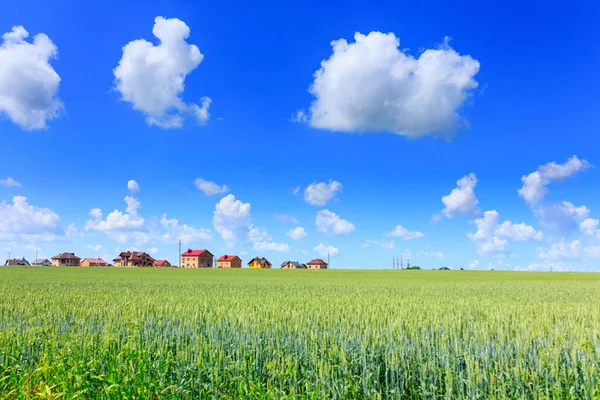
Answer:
[0, 177, 21, 187]
[316, 210, 355, 235]
[385, 225, 424, 240]
[441, 173, 479, 218]
[304, 180, 342, 206]
[113, 16, 211, 128]
[0, 26, 62, 130]
[194, 178, 229, 196]
[286, 226, 307, 240]
[160, 214, 211, 244]
[127, 180, 140, 193]
[314, 243, 339, 257]
[0, 196, 71, 241]
[518, 156, 591, 206]
[300, 32, 480, 137]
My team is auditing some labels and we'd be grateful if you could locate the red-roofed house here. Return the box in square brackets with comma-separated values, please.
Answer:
[113, 251, 155, 267]
[181, 249, 214, 268]
[307, 258, 328, 269]
[217, 255, 242, 268]
[81, 258, 110, 267]
[155, 260, 172, 268]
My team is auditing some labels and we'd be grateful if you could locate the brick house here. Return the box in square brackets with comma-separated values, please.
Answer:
[217, 255, 242, 268]
[113, 251, 155, 267]
[307, 258, 328, 269]
[181, 249, 214, 268]
[52, 252, 81, 266]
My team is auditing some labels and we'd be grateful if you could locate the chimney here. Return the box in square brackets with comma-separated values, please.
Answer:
[187, 249, 192, 253]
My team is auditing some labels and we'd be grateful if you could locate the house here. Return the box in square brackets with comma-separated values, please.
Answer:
[113, 251, 155, 267]
[307, 258, 328, 269]
[217, 255, 242, 268]
[52, 252, 81, 266]
[281, 261, 307, 269]
[248, 257, 272, 269]
[32, 258, 52, 266]
[80, 258, 110, 267]
[4, 258, 30, 266]
[155, 260, 172, 268]
[181, 249, 214, 268]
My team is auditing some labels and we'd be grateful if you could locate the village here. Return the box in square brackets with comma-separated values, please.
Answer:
[3, 249, 330, 269]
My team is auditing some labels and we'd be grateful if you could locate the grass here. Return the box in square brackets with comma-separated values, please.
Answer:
[1, 267, 599, 399]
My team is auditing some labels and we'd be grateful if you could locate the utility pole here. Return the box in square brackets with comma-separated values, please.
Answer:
[35, 250, 38, 265]
[178, 239, 182, 268]
[407, 259, 411, 269]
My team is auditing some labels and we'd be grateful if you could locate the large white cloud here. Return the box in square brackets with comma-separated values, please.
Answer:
[113, 16, 211, 128]
[300, 32, 479, 137]
[385, 225, 424, 240]
[0, 26, 62, 130]
[315, 210, 355, 235]
[518, 156, 591, 206]
[194, 178, 229, 196]
[314, 243, 339, 257]
[468, 210, 542, 255]
[304, 180, 342, 206]
[441, 173, 479, 218]
[0, 196, 72, 241]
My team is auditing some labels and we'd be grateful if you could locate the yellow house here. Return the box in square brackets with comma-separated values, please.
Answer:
[248, 257, 272, 269]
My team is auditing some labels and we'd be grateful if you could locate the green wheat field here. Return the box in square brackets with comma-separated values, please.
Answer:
[1, 267, 599, 399]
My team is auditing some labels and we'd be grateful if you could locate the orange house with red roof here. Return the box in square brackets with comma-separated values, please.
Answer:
[217, 255, 242, 268]
[181, 249, 214, 268]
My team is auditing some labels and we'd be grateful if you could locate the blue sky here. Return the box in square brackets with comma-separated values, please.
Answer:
[1, 0, 600, 270]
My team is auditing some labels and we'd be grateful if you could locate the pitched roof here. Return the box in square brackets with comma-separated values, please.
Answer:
[118, 251, 155, 262]
[218, 255, 240, 262]
[307, 258, 327, 265]
[52, 252, 81, 260]
[155, 260, 170, 266]
[83, 258, 108, 264]
[33, 258, 50, 264]
[4, 258, 29, 266]
[248, 257, 271, 266]
[281, 261, 305, 268]
[181, 249, 213, 257]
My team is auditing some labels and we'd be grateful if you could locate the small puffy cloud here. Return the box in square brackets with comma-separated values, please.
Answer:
[253, 241, 290, 252]
[127, 180, 140, 193]
[441, 173, 479, 218]
[468, 210, 542, 254]
[88, 244, 103, 253]
[580, 218, 599, 236]
[275, 213, 298, 223]
[361, 239, 379, 248]
[0, 177, 21, 187]
[0, 26, 62, 130]
[290, 186, 300, 196]
[518, 156, 591, 206]
[469, 260, 479, 269]
[300, 32, 479, 137]
[304, 180, 342, 206]
[314, 243, 338, 257]
[316, 210, 355, 235]
[380, 239, 395, 249]
[113, 16, 211, 128]
[194, 178, 229, 196]
[0, 196, 70, 241]
[86, 198, 145, 233]
[286, 226, 307, 240]
[385, 225, 424, 240]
